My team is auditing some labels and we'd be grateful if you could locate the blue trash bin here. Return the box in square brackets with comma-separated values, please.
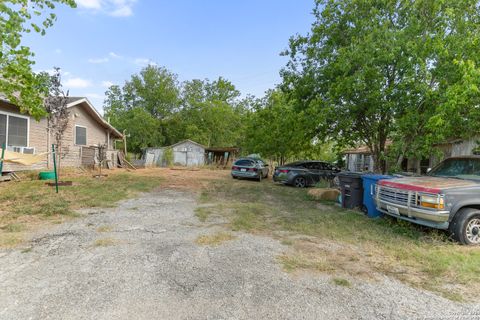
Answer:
[362, 174, 395, 218]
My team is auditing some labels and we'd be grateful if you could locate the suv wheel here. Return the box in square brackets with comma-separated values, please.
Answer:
[450, 208, 480, 245]
[293, 176, 307, 188]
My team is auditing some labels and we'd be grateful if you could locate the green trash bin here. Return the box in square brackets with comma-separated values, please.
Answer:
[39, 171, 56, 180]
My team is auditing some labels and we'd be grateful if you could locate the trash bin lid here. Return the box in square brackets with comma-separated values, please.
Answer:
[361, 174, 394, 182]
[336, 171, 363, 178]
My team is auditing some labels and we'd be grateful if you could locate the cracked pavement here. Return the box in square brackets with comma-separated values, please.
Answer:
[0, 189, 478, 320]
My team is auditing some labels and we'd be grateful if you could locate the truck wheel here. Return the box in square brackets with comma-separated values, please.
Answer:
[450, 208, 480, 245]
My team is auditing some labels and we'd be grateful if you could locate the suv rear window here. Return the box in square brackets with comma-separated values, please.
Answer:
[234, 159, 255, 166]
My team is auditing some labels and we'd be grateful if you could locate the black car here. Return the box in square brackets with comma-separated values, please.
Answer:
[272, 160, 340, 188]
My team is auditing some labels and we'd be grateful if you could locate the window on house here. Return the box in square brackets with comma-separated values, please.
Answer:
[7, 116, 28, 147]
[0, 113, 28, 147]
[0, 114, 6, 147]
[75, 126, 87, 145]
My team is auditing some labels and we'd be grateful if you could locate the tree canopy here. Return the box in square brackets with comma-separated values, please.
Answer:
[0, 0, 76, 119]
[104, 66, 248, 153]
[282, 0, 480, 172]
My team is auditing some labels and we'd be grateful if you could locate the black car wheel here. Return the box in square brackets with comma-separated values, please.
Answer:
[293, 176, 307, 188]
[450, 208, 480, 245]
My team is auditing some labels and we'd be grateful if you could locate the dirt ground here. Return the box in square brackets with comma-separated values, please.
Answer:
[0, 168, 479, 319]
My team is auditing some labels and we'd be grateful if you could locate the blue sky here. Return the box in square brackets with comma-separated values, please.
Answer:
[24, 0, 315, 113]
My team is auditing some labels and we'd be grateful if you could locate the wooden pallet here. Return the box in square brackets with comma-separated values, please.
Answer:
[118, 152, 137, 170]
[9, 172, 20, 181]
[0, 175, 12, 182]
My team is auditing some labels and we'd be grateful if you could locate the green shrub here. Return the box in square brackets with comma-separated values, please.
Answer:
[163, 148, 174, 167]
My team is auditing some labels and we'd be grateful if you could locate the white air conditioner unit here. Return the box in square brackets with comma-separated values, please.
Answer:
[22, 147, 35, 154]
[8, 146, 35, 154]
[11, 146, 22, 153]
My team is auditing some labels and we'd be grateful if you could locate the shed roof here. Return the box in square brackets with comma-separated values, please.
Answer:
[170, 139, 206, 149]
[205, 147, 240, 153]
[343, 140, 392, 154]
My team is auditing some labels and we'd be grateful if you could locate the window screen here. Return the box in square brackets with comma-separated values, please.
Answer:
[7, 116, 27, 147]
[75, 126, 87, 145]
[0, 114, 6, 147]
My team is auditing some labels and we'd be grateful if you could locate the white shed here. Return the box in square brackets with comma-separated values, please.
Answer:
[171, 140, 205, 166]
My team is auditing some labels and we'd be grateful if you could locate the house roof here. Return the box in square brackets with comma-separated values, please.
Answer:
[66, 97, 123, 139]
[170, 139, 206, 149]
[343, 140, 393, 154]
[0, 95, 123, 139]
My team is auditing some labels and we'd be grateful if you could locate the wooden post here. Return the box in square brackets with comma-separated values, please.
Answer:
[0, 143, 5, 175]
[123, 129, 127, 156]
[52, 144, 59, 193]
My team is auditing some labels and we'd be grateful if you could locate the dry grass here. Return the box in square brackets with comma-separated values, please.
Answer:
[0, 170, 162, 248]
[94, 238, 116, 247]
[196, 173, 480, 302]
[195, 232, 235, 246]
[96, 225, 112, 233]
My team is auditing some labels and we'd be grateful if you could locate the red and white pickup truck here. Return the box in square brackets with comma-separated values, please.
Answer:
[375, 156, 480, 245]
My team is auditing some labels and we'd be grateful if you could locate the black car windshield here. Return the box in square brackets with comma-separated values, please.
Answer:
[429, 158, 480, 180]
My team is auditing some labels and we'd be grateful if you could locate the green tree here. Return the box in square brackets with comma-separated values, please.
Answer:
[103, 66, 181, 153]
[282, 0, 480, 172]
[164, 77, 245, 146]
[0, 0, 76, 119]
[243, 90, 311, 164]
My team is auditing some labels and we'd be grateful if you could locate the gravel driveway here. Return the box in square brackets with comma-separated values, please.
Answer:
[0, 189, 478, 320]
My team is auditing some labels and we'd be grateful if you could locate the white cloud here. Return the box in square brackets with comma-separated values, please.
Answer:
[88, 57, 109, 64]
[64, 78, 92, 89]
[76, 0, 102, 9]
[76, 0, 137, 17]
[85, 93, 104, 100]
[101, 81, 114, 88]
[110, 5, 133, 17]
[134, 58, 157, 67]
[109, 52, 122, 59]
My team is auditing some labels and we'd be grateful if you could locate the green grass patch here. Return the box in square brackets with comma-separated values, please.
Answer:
[333, 278, 352, 287]
[195, 207, 211, 222]
[1, 223, 25, 233]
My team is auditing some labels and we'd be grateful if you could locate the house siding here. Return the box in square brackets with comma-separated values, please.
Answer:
[1, 100, 121, 172]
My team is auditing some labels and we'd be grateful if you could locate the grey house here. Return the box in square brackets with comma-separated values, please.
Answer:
[143, 139, 205, 167]
[344, 137, 480, 174]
